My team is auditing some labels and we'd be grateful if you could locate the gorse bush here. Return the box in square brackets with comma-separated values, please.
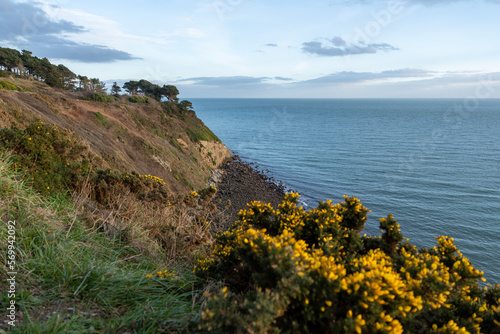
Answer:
[0, 120, 91, 194]
[87, 169, 169, 206]
[194, 193, 500, 333]
[0, 153, 203, 332]
[0, 120, 171, 203]
[0, 121, 221, 263]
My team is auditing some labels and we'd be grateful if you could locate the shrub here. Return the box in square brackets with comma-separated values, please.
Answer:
[0, 121, 221, 265]
[0, 80, 31, 91]
[194, 194, 500, 333]
[128, 95, 149, 103]
[0, 120, 91, 195]
[0, 80, 19, 90]
[85, 169, 169, 206]
[84, 92, 116, 103]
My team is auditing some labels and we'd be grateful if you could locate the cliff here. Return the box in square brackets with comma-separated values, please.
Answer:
[0, 76, 230, 194]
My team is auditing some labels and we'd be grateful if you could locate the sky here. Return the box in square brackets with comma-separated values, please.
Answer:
[1, 0, 500, 98]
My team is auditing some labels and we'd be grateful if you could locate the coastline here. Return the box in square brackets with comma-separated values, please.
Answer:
[211, 155, 287, 230]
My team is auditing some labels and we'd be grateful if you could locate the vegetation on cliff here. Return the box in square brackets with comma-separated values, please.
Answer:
[0, 50, 228, 331]
[0, 48, 498, 333]
[0, 153, 210, 332]
[194, 194, 500, 333]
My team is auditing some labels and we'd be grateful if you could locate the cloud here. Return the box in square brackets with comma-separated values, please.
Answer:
[19, 35, 140, 63]
[0, 0, 85, 37]
[180, 69, 435, 88]
[302, 37, 399, 57]
[176, 70, 500, 98]
[301, 68, 435, 84]
[0, 0, 138, 63]
[265, 43, 278, 47]
[180, 76, 271, 87]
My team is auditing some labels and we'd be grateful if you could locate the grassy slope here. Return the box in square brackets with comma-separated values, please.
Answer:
[0, 153, 205, 333]
[0, 76, 222, 194]
[0, 77, 228, 332]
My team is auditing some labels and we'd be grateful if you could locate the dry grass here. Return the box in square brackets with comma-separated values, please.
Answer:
[0, 152, 205, 333]
[0, 76, 230, 196]
[73, 179, 226, 266]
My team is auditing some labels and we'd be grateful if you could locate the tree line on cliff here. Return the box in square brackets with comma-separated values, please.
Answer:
[0, 47, 183, 104]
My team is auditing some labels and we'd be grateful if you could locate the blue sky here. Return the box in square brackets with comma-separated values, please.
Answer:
[1, 0, 500, 98]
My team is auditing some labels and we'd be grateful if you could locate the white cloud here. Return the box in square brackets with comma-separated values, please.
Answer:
[302, 37, 399, 57]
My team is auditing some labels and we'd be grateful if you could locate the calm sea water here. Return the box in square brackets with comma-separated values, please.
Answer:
[190, 98, 500, 283]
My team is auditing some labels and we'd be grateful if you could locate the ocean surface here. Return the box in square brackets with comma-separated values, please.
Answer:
[190, 98, 500, 284]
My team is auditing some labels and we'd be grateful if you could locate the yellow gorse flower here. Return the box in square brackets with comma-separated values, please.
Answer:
[195, 193, 498, 333]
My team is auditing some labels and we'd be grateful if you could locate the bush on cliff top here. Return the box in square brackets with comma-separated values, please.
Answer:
[128, 95, 149, 103]
[84, 92, 117, 103]
[194, 193, 500, 333]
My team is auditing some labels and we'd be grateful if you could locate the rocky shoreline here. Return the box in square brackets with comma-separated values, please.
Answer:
[210, 155, 287, 230]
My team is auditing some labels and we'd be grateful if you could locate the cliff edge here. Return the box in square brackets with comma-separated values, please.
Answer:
[0, 76, 230, 194]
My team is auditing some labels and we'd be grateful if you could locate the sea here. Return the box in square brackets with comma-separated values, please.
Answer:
[189, 98, 500, 284]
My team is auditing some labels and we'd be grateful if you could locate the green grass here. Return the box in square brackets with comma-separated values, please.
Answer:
[0, 80, 32, 92]
[182, 115, 220, 143]
[0, 152, 204, 333]
[94, 112, 111, 129]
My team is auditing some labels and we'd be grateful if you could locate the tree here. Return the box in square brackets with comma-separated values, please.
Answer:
[111, 82, 122, 96]
[123, 80, 180, 102]
[44, 68, 61, 87]
[89, 78, 106, 93]
[0, 48, 22, 73]
[137, 79, 155, 97]
[123, 80, 139, 95]
[20, 50, 33, 78]
[57, 64, 76, 90]
[179, 100, 194, 113]
[162, 85, 179, 102]
[77, 75, 90, 92]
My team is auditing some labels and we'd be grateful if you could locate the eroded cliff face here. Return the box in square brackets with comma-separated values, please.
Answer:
[0, 77, 230, 194]
[200, 140, 232, 168]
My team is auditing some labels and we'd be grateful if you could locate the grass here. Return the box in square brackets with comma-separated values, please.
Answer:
[180, 113, 220, 143]
[0, 152, 206, 333]
[94, 112, 111, 129]
[0, 80, 33, 92]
